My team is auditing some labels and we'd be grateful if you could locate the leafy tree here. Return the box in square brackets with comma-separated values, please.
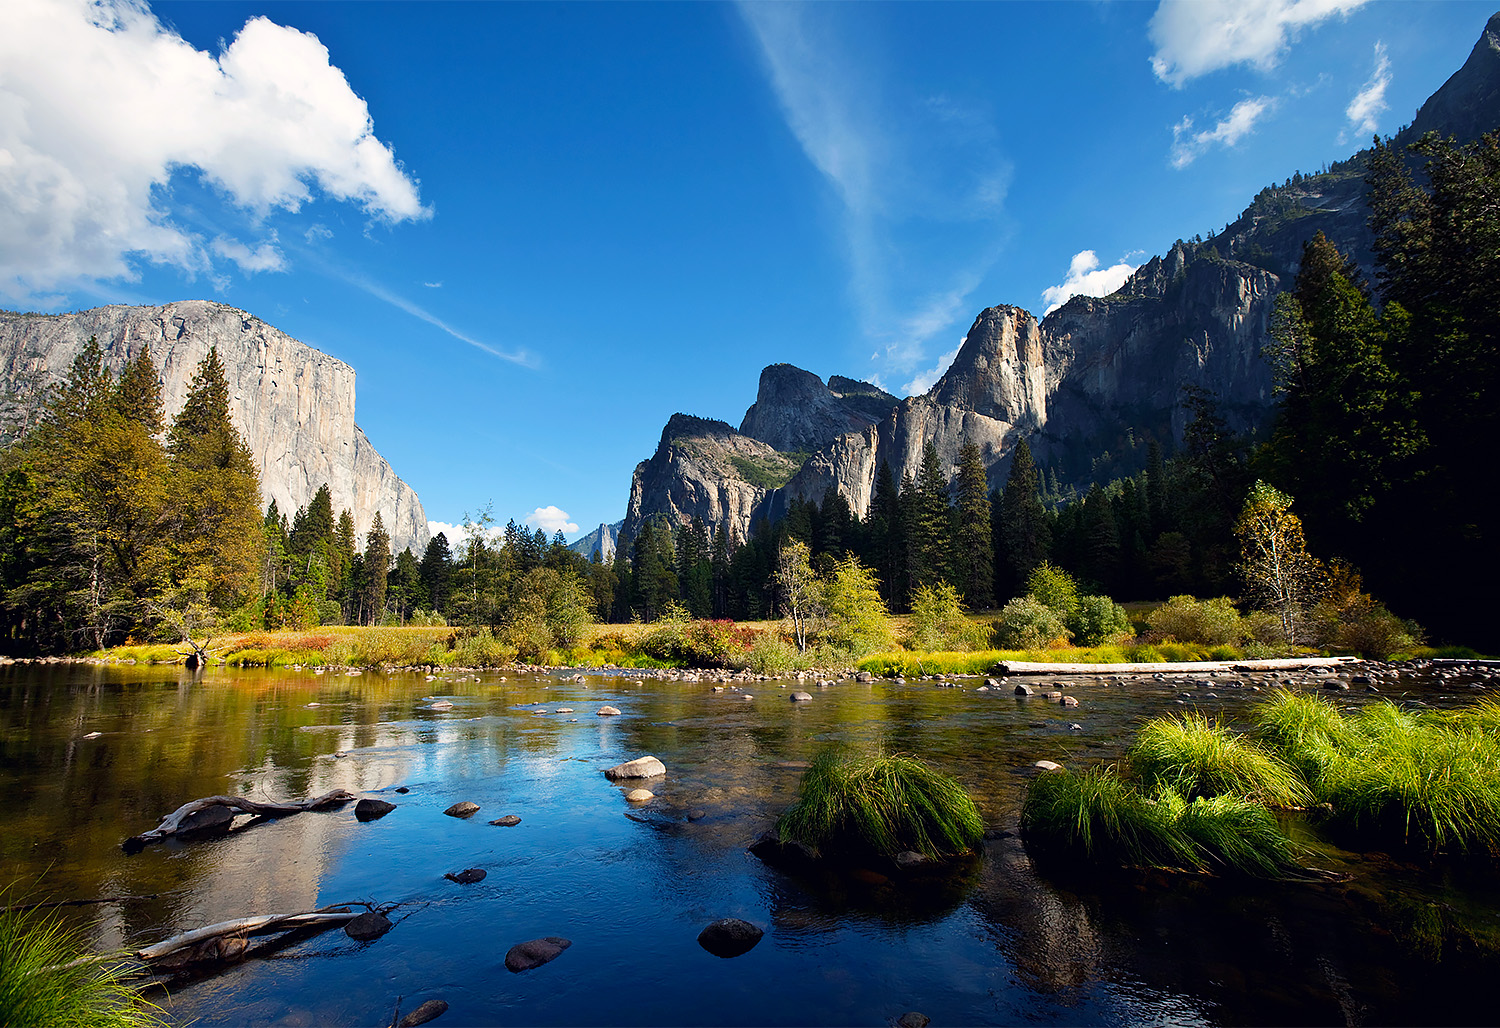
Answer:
[1236, 481, 1321, 646]
[820, 555, 895, 655]
[774, 538, 819, 652]
[1026, 561, 1079, 622]
[908, 581, 982, 651]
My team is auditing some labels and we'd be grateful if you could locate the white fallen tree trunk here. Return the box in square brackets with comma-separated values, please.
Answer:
[123, 789, 356, 852]
[136, 905, 364, 963]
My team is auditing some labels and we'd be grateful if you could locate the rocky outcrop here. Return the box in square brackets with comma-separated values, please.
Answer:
[740, 364, 896, 452]
[568, 521, 622, 562]
[0, 300, 429, 553]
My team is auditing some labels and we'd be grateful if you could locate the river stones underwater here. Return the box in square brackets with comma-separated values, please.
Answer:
[344, 911, 392, 941]
[505, 936, 571, 972]
[697, 918, 763, 958]
[488, 815, 522, 826]
[397, 999, 448, 1026]
[444, 868, 486, 884]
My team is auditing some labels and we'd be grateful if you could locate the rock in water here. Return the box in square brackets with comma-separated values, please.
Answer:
[625, 788, 654, 802]
[344, 911, 392, 941]
[504, 936, 571, 972]
[1032, 760, 1064, 772]
[488, 815, 522, 826]
[789, 691, 813, 702]
[603, 756, 666, 780]
[443, 801, 480, 818]
[1014, 683, 1034, 696]
[597, 706, 622, 716]
[697, 918, 763, 958]
[398, 999, 449, 1026]
[896, 1013, 930, 1028]
[444, 868, 486, 884]
[355, 798, 396, 822]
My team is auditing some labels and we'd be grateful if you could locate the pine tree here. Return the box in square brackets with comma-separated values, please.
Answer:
[906, 442, 950, 594]
[419, 531, 453, 612]
[166, 347, 263, 607]
[998, 438, 1050, 599]
[361, 512, 390, 624]
[952, 441, 994, 608]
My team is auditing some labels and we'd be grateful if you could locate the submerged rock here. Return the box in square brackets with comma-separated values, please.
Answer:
[625, 788, 654, 802]
[443, 801, 480, 818]
[398, 999, 449, 1026]
[344, 911, 392, 941]
[444, 868, 486, 884]
[604, 755, 666, 780]
[597, 706, 622, 716]
[355, 798, 396, 822]
[896, 1013, 930, 1028]
[505, 936, 571, 972]
[697, 918, 764, 958]
[488, 815, 522, 827]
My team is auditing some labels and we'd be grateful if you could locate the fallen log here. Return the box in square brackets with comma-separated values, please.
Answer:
[135, 905, 364, 963]
[997, 656, 1361, 676]
[123, 789, 356, 853]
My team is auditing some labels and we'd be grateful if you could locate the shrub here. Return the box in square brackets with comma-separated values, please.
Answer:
[744, 633, 798, 675]
[410, 609, 447, 627]
[821, 556, 897, 656]
[641, 619, 758, 667]
[992, 596, 1071, 650]
[776, 749, 984, 860]
[908, 582, 986, 652]
[1068, 594, 1133, 646]
[445, 628, 518, 667]
[0, 900, 168, 1028]
[1128, 713, 1312, 807]
[1146, 595, 1247, 646]
[1026, 562, 1079, 619]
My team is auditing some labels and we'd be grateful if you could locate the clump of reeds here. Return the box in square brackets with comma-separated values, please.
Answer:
[775, 749, 985, 861]
[1255, 692, 1500, 856]
[0, 902, 167, 1028]
[1128, 712, 1313, 807]
[1020, 767, 1297, 876]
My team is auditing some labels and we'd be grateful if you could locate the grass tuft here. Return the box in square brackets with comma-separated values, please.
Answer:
[776, 749, 984, 860]
[1128, 712, 1313, 807]
[0, 901, 167, 1028]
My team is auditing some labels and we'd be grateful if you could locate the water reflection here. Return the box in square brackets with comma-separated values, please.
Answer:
[1, 663, 1498, 1025]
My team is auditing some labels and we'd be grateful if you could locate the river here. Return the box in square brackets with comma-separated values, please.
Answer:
[2, 661, 1498, 1025]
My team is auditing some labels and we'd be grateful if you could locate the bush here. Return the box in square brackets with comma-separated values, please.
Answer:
[992, 596, 1071, 650]
[744, 633, 798, 675]
[1027, 562, 1079, 619]
[908, 582, 987, 651]
[641, 619, 758, 667]
[821, 556, 897, 656]
[410, 608, 447, 627]
[1068, 594, 1133, 646]
[776, 749, 984, 860]
[1146, 595, 1247, 646]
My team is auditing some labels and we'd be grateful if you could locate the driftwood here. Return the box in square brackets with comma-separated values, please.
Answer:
[123, 789, 356, 853]
[997, 656, 1361, 675]
[136, 904, 368, 970]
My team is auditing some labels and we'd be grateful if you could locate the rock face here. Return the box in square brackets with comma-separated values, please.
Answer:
[0, 300, 429, 554]
[616, 13, 1500, 543]
[568, 520, 622, 562]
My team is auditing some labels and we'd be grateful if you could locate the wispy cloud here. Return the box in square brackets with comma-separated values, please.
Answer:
[1342, 41, 1390, 142]
[738, 2, 1009, 391]
[901, 339, 964, 397]
[1170, 96, 1276, 168]
[211, 235, 287, 274]
[334, 268, 538, 368]
[423, 281, 443, 288]
[1149, 0, 1371, 87]
[1041, 251, 1140, 315]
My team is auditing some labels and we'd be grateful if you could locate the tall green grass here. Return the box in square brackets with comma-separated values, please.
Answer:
[1128, 713, 1312, 807]
[0, 902, 166, 1028]
[776, 749, 985, 860]
[1021, 768, 1297, 876]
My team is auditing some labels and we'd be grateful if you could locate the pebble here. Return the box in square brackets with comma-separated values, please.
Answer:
[625, 788, 654, 802]
[444, 868, 486, 884]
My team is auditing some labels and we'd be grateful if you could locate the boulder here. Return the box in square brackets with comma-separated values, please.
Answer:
[893, 850, 933, 871]
[488, 815, 522, 827]
[398, 999, 449, 1027]
[897, 1013, 930, 1028]
[603, 756, 666, 780]
[505, 936, 572, 973]
[597, 706, 622, 716]
[790, 691, 813, 702]
[355, 798, 396, 822]
[697, 918, 764, 958]
[625, 789, 654, 802]
[1061, 696, 1080, 708]
[1033, 760, 1064, 772]
[344, 911, 392, 941]
[443, 801, 481, 819]
[444, 868, 486, 884]
[1014, 683, 1033, 696]
[855, 671, 875, 683]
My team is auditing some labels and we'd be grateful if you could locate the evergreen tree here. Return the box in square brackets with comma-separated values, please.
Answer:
[952, 441, 994, 608]
[865, 461, 904, 609]
[419, 531, 454, 612]
[389, 547, 421, 623]
[165, 347, 263, 608]
[361, 512, 390, 624]
[998, 439, 1050, 599]
[710, 524, 731, 617]
[906, 442, 950, 594]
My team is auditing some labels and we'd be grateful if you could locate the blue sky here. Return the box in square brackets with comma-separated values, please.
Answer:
[0, 0, 1490, 543]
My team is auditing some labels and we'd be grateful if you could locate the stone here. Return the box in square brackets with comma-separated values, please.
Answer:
[354, 798, 396, 822]
[1014, 683, 1034, 696]
[425, 700, 454, 710]
[505, 936, 572, 973]
[687, 808, 708, 821]
[0, 301, 429, 554]
[443, 801, 481, 818]
[697, 918, 764, 958]
[1033, 760, 1064, 772]
[856, 671, 875, 683]
[597, 706, 622, 716]
[444, 868, 486, 884]
[893, 850, 932, 871]
[790, 691, 813, 702]
[398, 999, 449, 1027]
[395, 786, 410, 794]
[343, 911, 392, 941]
[986, 678, 1001, 688]
[488, 815, 522, 827]
[625, 788, 654, 802]
[1061, 696, 1079, 708]
[604, 756, 666, 780]
[896, 1013, 930, 1028]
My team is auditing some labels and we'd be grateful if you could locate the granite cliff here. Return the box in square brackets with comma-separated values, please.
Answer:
[0, 300, 429, 554]
[619, 12, 1500, 547]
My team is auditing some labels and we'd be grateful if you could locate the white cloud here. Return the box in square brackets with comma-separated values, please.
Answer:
[737, 3, 1007, 385]
[1041, 250, 1140, 316]
[426, 520, 504, 548]
[423, 281, 443, 288]
[0, 0, 427, 302]
[304, 223, 333, 242]
[1170, 96, 1276, 168]
[211, 235, 286, 274]
[1343, 41, 1390, 141]
[525, 506, 579, 536]
[901, 339, 964, 397]
[1149, 0, 1370, 87]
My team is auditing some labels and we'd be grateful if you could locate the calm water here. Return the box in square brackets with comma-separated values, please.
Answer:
[3, 661, 1500, 1026]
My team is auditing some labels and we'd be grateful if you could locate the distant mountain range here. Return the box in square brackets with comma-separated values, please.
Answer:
[620, 10, 1500, 550]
